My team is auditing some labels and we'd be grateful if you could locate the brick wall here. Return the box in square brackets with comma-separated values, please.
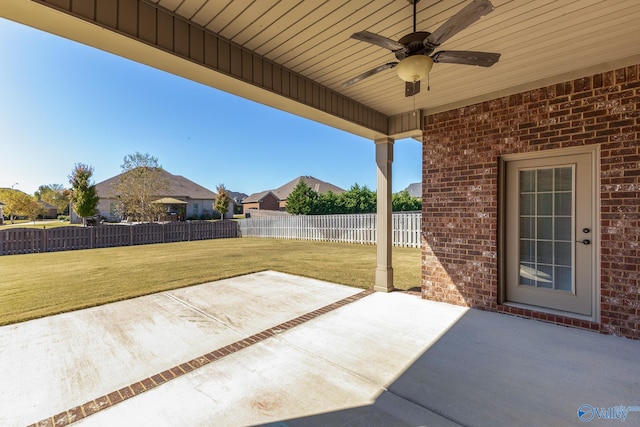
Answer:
[242, 192, 280, 215]
[422, 64, 639, 340]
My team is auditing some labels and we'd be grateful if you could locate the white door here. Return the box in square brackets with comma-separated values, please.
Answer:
[505, 151, 595, 317]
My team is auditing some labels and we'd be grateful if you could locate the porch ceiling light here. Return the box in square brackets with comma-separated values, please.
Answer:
[396, 55, 433, 82]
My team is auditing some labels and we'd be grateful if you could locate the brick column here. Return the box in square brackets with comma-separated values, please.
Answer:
[375, 137, 394, 292]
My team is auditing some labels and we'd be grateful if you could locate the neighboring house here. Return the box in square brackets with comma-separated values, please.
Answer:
[38, 201, 58, 219]
[404, 183, 421, 199]
[242, 191, 279, 215]
[82, 169, 225, 222]
[273, 176, 345, 210]
[0, 201, 4, 225]
[228, 191, 248, 214]
[242, 176, 345, 215]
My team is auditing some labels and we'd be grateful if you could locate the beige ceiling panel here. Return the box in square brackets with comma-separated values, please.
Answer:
[201, 0, 246, 33]
[189, 0, 231, 27]
[240, 2, 311, 52]
[274, 4, 377, 67]
[157, 0, 184, 13]
[358, 1, 418, 36]
[175, 0, 207, 20]
[230, 1, 304, 47]
[493, 8, 640, 66]
[499, 26, 640, 80]
[220, 1, 286, 42]
[400, 0, 475, 39]
[505, 11, 640, 67]
[479, 0, 618, 46]
[205, 1, 261, 40]
[248, 2, 343, 59]
[280, 2, 405, 73]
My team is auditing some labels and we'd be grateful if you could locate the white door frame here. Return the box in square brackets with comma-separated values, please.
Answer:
[498, 145, 600, 322]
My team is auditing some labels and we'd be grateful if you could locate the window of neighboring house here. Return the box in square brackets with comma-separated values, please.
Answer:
[110, 203, 117, 216]
[193, 203, 199, 218]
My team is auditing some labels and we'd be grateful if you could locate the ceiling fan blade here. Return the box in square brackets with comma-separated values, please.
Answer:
[425, 0, 494, 48]
[432, 51, 500, 67]
[342, 63, 398, 87]
[351, 31, 406, 53]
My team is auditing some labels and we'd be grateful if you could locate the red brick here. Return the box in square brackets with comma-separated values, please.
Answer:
[141, 377, 157, 390]
[82, 401, 101, 416]
[53, 412, 69, 426]
[130, 382, 146, 394]
[118, 386, 135, 399]
[170, 366, 185, 377]
[107, 390, 124, 405]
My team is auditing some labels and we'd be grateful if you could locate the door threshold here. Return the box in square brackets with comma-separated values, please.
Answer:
[503, 302, 596, 323]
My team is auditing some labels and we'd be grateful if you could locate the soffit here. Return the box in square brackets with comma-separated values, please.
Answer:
[152, 0, 640, 115]
[2, 0, 640, 138]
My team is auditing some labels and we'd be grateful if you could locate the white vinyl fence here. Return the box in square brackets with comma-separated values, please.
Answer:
[238, 212, 421, 248]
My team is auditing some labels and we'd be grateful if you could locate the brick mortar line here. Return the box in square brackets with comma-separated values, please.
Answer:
[28, 289, 373, 427]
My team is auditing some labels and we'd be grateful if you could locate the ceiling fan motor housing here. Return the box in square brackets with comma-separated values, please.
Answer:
[395, 31, 435, 60]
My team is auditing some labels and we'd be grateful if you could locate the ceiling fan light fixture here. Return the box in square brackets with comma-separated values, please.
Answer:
[396, 55, 433, 82]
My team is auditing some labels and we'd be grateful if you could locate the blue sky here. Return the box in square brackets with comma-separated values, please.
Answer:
[0, 18, 421, 197]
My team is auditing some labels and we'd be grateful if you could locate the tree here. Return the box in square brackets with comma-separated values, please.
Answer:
[35, 183, 71, 215]
[113, 152, 168, 222]
[0, 188, 35, 223]
[315, 190, 341, 215]
[339, 184, 376, 214]
[68, 163, 99, 226]
[214, 184, 231, 219]
[286, 180, 318, 215]
[392, 190, 422, 212]
[25, 199, 46, 224]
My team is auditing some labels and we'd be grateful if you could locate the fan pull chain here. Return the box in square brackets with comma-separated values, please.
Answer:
[428, 74, 430, 91]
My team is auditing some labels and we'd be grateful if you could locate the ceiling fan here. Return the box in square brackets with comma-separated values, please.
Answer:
[343, 0, 500, 96]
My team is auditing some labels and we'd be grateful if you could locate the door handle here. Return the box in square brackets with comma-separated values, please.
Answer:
[576, 239, 591, 245]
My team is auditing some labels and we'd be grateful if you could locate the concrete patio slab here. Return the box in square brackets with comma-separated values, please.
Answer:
[387, 308, 640, 427]
[1, 270, 639, 427]
[0, 271, 360, 427]
[71, 291, 467, 427]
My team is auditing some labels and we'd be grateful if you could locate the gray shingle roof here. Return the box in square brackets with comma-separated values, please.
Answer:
[228, 191, 248, 203]
[242, 190, 277, 203]
[95, 169, 216, 200]
[273, 176, 345, 200]
[404, 183, 421, 198]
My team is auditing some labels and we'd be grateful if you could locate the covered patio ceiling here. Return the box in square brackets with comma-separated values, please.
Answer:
[2, 0, 640, 141]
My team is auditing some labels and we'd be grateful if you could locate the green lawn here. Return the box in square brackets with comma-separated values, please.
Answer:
[0, 238, 421, 326]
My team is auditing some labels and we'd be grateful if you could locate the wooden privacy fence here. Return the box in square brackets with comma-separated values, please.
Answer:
[238, 212, 421, 248]
[0, 221, 239, 256]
